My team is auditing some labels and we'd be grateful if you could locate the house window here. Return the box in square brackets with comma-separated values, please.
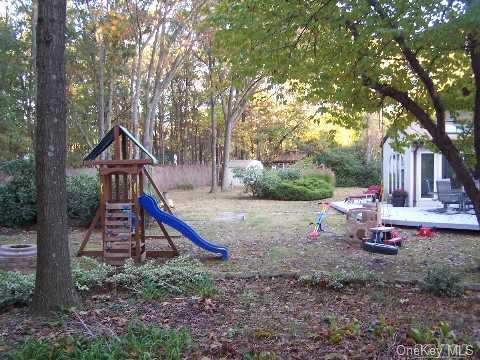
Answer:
[442, 155, 458, 188]
[388, 153, 405, 193]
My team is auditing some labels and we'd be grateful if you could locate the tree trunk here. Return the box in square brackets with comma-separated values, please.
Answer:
[32, 0, 78, 315]
[105, 71, 114, 159]
[29, 0, 39, 147]
[221, 116, 234, 191]
[106, 71, 114, 131]
[210, 92, 217, 192]
[365, 113, 373, 163]
[96, 32, 106, 158]
[131, 44, 142, 158]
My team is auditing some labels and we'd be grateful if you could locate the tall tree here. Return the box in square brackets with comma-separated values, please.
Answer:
[208, 51, 218, 192]
[220, 77, 262, 190]
[215, 0, 480, 223]
[32, 0, 78, 314]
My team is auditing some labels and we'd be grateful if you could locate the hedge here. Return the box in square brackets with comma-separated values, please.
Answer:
[235, 166, 334, 201]
[0, 159, 99, 228]
[314, 146, 381, 187]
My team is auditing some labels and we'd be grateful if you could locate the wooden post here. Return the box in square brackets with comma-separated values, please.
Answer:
[77, 207, 101, 255]
[113, 126, 121, 160]
[132, 171, 141, 262]
[139, 167, 145, 261]
[144, 169, 174, 214]
[122, 133, 128, 200]
[100, 171, 106, 262]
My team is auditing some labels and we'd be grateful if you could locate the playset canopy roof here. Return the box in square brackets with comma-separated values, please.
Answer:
[84, 125, 158, 164]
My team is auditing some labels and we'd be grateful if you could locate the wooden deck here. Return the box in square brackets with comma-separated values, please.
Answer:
[331, 201, 480, 231]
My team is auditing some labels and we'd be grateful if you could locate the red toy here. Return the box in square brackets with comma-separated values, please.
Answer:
[417, 226, 435, 238]
[345, 185, 382, 203]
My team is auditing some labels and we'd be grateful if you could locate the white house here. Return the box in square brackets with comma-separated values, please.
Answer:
[382, 122, 464, 207]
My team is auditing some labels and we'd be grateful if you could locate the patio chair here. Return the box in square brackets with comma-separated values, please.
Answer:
[436, 179, 462, 212]
[345, 185, 382, 203]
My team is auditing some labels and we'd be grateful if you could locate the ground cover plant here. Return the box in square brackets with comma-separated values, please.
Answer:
[1, 277, 478, 358]
[11, 322, 192, 360]
[0, 256, 213, 310]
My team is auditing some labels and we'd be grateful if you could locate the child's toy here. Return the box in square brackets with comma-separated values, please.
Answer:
[345, 185, 382, 203]
[307, 202, 331, 239]
[345, 202, 381, 241]
[417, 226, 435, 238]
[362, 226, 399, 255]
[77, 125, 228, 264]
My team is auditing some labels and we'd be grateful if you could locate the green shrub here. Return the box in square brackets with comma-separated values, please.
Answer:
[256, 170, 281, 198]
[71, 257, 113, 291]
[0, 159, 99, 228]
[11, 322, 192, 360]
[303, 168, 335, 185]
[315, 146, 380, 187]
[233, 166, 265, 196]
[422, 265, 463, 297]
[272, 179, 333, 201]
[277, 167, 301, 181]
[235, 166, 334, 201]
[67, 175, 99, 226]
[176, 182, 194, 191]
[0, 271, 35, 308]
[108, 256, 215, 297]
[0, 159, 37, 227]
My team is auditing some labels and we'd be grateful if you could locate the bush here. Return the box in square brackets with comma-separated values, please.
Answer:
[422, 265, 463, 297]
[233, 166, 265, 196]
[108, 256, 215, 297]
[12, 322, 192, 360]
[0, 159, 37, 227]
[67, 175, 99, 226]
[277, 167, 301, 181]
[235, 166, 334, 201]
[272, 177, 333, 201]
[315, 146, 380, 187]
[0, 271, 35, 308]
[0, 159, 99, 228]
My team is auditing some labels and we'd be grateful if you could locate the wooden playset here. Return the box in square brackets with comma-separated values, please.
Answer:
[77, 125, 179, 265]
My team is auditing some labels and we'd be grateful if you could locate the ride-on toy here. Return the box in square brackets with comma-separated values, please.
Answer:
[307, 202, 331, 240]
[362, 226, 401, 255]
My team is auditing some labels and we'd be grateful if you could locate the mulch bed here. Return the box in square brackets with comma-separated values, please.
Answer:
[1, 277, 479, 359]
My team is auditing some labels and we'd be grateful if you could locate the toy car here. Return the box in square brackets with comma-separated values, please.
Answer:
[362, 226, 402, 255]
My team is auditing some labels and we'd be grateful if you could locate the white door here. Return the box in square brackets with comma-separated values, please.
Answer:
[420, 152, 435, 199]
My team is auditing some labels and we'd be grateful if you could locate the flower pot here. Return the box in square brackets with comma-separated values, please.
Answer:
[391, 195, 406, 207]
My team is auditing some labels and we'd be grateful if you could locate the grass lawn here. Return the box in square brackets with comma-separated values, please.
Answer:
[0, 186, 479, 358]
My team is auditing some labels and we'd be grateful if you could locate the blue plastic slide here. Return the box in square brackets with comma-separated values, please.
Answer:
[138, 194, 229, 260]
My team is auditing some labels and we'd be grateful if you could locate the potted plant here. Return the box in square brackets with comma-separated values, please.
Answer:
[391, 188, 408, 207]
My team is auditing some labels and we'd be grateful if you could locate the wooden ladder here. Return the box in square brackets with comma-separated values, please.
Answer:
[103, 202, 133, 265]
